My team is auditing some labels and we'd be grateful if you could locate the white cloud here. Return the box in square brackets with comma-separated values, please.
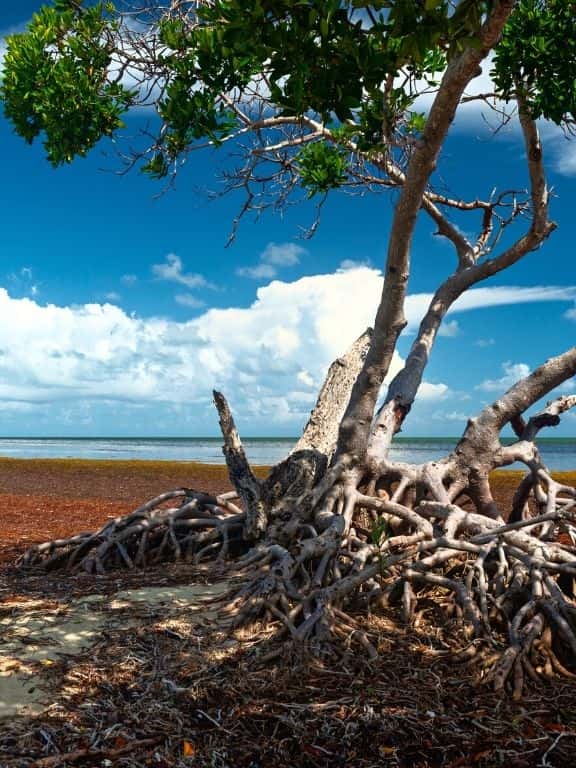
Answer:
[0, 267, 573, 430]
[565, 304, 576, 321]
[0, 274, 393, 428]
[175, 293, 205, 309]
[438, 320, 460, 338]
[538, 119, 576, 177]
[237, 241, 306, 280]
[338, 259, 372, 271]
[297, 370, 315, 387]
[152, 253, 213, 289]
[432, 410, 470, 422]
[477, 361, 531, 392]
[121, 274, 138, 285]
[446, 285, 576, 317]
[475, 338, 496, 347]
[236, 263, 277, 280]
[402, 283, 576, 337]
[418, 382, 450, 400]
[261, 242, 306, 266]
[104, 291, 121, 302]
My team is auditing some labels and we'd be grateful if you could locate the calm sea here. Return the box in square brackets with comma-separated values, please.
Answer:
[0, 437, 574, 471]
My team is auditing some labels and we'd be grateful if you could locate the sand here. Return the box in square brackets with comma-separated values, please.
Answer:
[1, 582, 230, 719]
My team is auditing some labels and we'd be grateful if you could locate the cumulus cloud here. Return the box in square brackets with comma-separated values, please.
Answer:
[121, 274, 138, 286]
[0, 267, 573, 431]
[0, 274, 394, 429]
[237, 241, 306, 280]
[565, 304, 576, 321]
[477, 361, 531, 392]
[152, 253, 213, 290]
[418, 382, 450, 400]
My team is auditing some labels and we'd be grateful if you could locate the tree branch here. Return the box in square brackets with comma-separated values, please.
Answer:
[334, 0, 518, 464]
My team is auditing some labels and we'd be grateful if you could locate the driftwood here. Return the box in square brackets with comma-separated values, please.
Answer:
[30, 737, 163, 767]
[12, 1, 576, 700]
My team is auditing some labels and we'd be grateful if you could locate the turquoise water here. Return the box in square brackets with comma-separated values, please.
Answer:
[0, 437, 574, 470]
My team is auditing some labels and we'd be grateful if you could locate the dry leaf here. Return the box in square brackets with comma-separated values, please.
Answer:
[182, 740, 196, 757]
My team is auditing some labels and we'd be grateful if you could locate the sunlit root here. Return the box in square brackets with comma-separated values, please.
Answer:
[18, 489, 246, 574]
[16, 357, 576, 697]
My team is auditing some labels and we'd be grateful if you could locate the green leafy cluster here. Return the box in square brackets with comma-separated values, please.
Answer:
[296, 141, 349, 197]
[370, 516, 391, 547]
[190, 0, 481, 123]
[1, 0, 135, 166]
[492, 0, 576, 124]
[8, 0, 573, 195]
[146, 0, 466, 177]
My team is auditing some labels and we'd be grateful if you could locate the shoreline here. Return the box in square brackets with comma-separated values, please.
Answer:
[0, 458, 574, 565]
[0, 454, 574, 473]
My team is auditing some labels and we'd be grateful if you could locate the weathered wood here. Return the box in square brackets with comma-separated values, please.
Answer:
[294, 329, 373, 457]
[213, 390, 267, 539]
[262, 330, 372, 508]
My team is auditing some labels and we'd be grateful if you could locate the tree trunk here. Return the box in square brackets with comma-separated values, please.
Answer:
[334, 1, 517, 465]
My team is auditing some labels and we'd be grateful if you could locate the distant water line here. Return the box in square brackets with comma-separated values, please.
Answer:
[0, 437, 574, 471]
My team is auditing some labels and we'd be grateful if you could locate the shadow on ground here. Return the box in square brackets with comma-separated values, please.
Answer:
[1, 562, 575, 768]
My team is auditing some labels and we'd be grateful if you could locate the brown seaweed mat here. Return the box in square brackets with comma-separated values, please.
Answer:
[0, 461, 575, 767]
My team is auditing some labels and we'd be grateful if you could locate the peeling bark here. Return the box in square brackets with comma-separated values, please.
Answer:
[262, 330, 373, 509]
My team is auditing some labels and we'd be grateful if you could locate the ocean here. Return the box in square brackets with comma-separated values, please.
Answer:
[0, 437, 574, 471]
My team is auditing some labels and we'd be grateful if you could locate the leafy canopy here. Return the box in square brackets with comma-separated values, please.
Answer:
[1, 0, 135, 166]
[492, 0, 576, 124]
[1, 1, 575, 196]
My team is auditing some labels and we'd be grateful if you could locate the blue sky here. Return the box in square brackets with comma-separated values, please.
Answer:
[0, 4, 575, 438]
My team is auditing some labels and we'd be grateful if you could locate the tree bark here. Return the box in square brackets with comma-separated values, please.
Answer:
[448, 347, 576, 516]
[213, 390, 267, 539]
[334, 1, 517, 465]
[262, 329, 372, 507]
[366, 81, 555, 470]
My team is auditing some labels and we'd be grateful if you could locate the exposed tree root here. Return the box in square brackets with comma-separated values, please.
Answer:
[18, 456, 576, 697]
[18, 489, 247, 573]
[15, 344, 576, 698]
